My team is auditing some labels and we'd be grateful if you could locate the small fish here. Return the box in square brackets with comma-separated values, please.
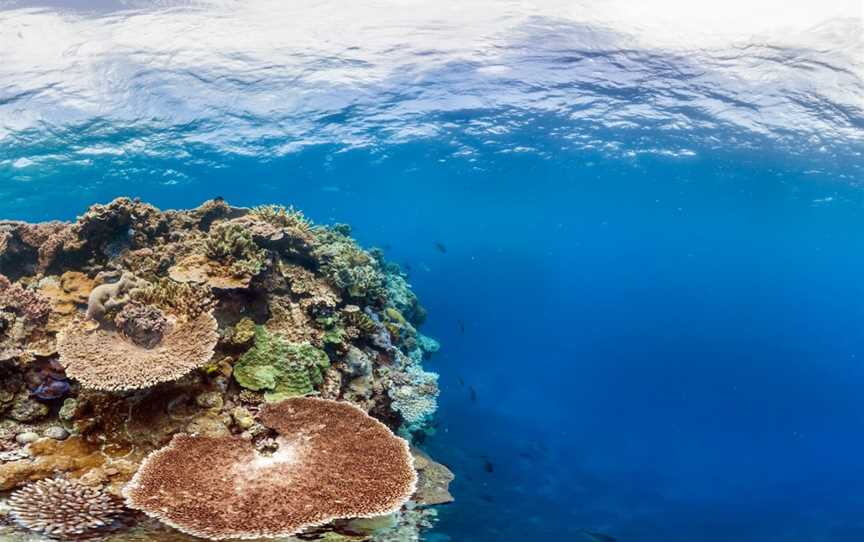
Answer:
[458, 319, 465, 335]
[457, 377, 465, 387]
[578, 530, 618, 542]
[480, 495, 495, 503]
[482, 457, 494, 473]
[469, 386, 477, 402]
[434, 242, 447, 253]
[404, 262, 413, 272]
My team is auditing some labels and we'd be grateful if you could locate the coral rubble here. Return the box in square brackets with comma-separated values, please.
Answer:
[0, 199, 449, 542]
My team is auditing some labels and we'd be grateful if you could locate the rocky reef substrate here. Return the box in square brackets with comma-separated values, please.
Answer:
[0, 199, 451, 542]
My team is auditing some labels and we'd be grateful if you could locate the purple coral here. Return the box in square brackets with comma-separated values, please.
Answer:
[0, 274, 50, 326]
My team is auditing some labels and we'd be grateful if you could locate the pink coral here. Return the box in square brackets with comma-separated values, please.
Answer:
[0, 274, 51, 325]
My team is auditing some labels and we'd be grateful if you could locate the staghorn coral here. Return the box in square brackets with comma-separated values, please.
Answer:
[123, 397, 417, 541]
[233, 326, 330, 401]
[58, 311, 218, 391]
[9, 478, 126, 540]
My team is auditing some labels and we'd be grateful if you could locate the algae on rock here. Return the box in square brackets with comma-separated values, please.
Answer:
[233, 326, 331, 401]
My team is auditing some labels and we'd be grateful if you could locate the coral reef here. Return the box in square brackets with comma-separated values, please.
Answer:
[8, 478, 126, 539]
[123, 398, 417, 540]
[0, 199, 448, 542]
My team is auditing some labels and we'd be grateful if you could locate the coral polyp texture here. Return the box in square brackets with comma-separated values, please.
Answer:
[0, 198, 449, 542]
[8, 478, 125, 539]
[124, 397, 417, 540]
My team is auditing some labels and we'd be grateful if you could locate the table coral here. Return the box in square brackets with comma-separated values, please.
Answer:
[123, 398, 417, 541]
[58, 311, 218, 391]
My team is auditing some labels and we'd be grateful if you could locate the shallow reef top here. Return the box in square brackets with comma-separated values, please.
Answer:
[0, 198, 451, 542]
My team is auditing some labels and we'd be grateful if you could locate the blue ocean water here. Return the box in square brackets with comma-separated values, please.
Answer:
[1, 2, 863, 541]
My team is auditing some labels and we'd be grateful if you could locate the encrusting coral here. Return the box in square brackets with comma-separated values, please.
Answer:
[8, 478, 126, 539]
[233, 326, 330, 401]
[0, 198, 449, 542]
[123, 397, 418, 540]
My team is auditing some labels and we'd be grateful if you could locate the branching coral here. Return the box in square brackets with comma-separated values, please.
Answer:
[123, 397, 417, 541]
[0, 274, 51, 326]
[251, 204, 311, 231]
[233, 326, 330, 401]
[312, 228, 387, 303]
[204, 222, 268, 277]
[389, 365, 439, 435]
[129, 277, 215, 319]
[9, 478, 126, 539]
[58, 311, 218, 391]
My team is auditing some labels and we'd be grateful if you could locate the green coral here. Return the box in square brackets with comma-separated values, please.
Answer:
[233, 326, 331, 402]
[204, 222, 268, 277]
[227, 317, 256, 346]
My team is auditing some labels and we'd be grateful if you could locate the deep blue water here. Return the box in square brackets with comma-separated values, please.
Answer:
[1, 2, 864, 541]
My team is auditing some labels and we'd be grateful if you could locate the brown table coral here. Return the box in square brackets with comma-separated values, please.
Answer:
[123, 397, 417, 540]
[57, 311, 218, 391]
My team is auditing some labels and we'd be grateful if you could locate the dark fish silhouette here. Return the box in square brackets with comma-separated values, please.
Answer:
[469, 386, 477, 402]
[480, 495, 495, 503]
[434, 242, 447, 253]
[578, 530, 617, 542]
[458, 319, 465, 335]
[457, 377, 465, 387]
[482, 457, 494, 473]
